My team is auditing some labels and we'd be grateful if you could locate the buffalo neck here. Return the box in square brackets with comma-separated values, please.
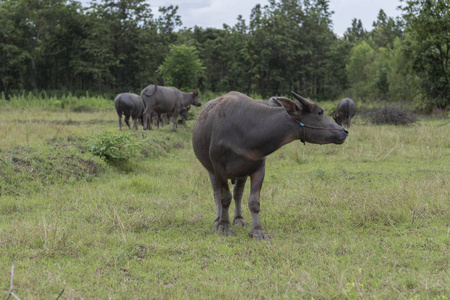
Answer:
[180, 92, 193, 106]
[238, 106, 301, 159]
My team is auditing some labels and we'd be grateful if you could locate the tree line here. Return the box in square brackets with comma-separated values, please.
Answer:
[1, 0, 449, 110]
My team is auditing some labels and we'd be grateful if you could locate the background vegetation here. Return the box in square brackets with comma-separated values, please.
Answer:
[1, 0, 449, 111]
[0, 0, 449, 296]
[0, 95, 449, 299]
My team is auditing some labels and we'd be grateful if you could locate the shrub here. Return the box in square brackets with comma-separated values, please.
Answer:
[86, 132, 143, 161]
[369, 107, 418, 125]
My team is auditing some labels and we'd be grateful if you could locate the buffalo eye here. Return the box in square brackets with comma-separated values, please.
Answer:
[318, 110, 324, 116]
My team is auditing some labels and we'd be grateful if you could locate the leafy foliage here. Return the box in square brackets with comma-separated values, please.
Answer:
[86, 131, 143, 161]
[157, 44, 204, 90]
[402, 0, 450, 109]
[347, 41, 376, 100]
[0, 0, 449, 110]
[369, 107, 418, 125]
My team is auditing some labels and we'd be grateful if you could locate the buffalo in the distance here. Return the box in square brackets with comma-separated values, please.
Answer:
[152, 105, 191, 129]
[114, 93, 145, 131]
[141, 84, 201, 132]
[334, 98, 356, 128]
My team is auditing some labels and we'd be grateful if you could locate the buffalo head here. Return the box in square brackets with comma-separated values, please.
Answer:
[281, 91, 348, 145]
[333, 114, 343, 126]
[192, 91, 201, 107]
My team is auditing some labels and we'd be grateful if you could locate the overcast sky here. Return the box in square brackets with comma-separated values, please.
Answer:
[80, 0, 403, 37]
[148, 0, 403, 37]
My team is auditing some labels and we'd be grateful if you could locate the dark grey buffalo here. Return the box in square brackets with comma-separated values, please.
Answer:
[334, 98, 356, 127]
[255, 97, 286, 106]
[114, 93, 145, 131]
[192, 91, 348, 240]
[156, 105, 191, 128]
[141, 85, 201, 132]
[255, 99, 268, 105]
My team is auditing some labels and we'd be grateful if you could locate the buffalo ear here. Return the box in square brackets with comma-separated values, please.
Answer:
[290, 91, 315, 112]
[333, 115, 342, 125]
[276, 97, 301, 115]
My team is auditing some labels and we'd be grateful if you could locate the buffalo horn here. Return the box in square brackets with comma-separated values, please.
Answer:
[290, 91, 315, 112]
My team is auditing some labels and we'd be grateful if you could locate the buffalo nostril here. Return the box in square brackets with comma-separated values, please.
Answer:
[344, 129, 349, 134]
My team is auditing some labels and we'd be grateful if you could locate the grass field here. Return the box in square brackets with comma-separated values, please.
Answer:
[0, 97, 449, 299]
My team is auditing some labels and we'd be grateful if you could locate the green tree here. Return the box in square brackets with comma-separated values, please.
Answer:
[373, 47, 390, 100]
[245, 0, 342, 98]
[157, 5, 182, 44]
[402, 0, 450, 109]
[77, 9, 116, 96]
[85, 0, 155, 93]
[157, 44, 204, 90]
[134, 22, 162, 90]
[0, 0, 31, 99]
[31, 0, 86, 91]
[371, 9, 405, 49]
[300, 0, 340, 98]
[344, 18, 368, 44]
[346, 41, 376, 101]
[386, 36, 420, 102]
[0, 0, 86, 96]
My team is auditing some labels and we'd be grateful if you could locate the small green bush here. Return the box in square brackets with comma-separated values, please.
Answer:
[86, 132, 143, 161]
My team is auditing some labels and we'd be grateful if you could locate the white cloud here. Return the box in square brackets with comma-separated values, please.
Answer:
[80, 0, 403, 36]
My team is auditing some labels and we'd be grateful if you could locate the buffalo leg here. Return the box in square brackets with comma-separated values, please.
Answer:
[248, 162, 269, 240]
[161, 113, 166, 128]
[171, 112, 178, 132]
[208, 172, 221, 230]
[143, 109, 152, 130]
[132, 117, 138, 130]
[124, 115, 131, 129]
[156, 113, 163, 128]
[208, 171, 232, 235]
[118, 115, 123, 131]
[233, 177, 248, 227]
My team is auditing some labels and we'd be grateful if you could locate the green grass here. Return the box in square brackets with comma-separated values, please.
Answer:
[0, 99, 449, 299]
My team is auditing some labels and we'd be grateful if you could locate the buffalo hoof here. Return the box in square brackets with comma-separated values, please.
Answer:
[250, 229, 270, 241]
[233, 217, 248, 227]
[217, 224, 232, 236]
[211, 221, 219, 231]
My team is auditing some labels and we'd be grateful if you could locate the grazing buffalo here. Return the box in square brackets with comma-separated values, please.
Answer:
[114, 93, 145, 131]
[192, 91, 348, 240]
[156, 105, 191, 128]
[334, 98, 356, 128]
[141, 85, 201, 132]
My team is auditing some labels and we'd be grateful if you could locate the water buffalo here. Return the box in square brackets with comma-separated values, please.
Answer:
[192, 91, 348, 240]
[156, 105, 191, 128]
[255, 97, 285, 106]
[334, 98, 356, 128]
[114, 93, 145, 131]
[255, 99, 268, 105]
[141, 85, 201, 132]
